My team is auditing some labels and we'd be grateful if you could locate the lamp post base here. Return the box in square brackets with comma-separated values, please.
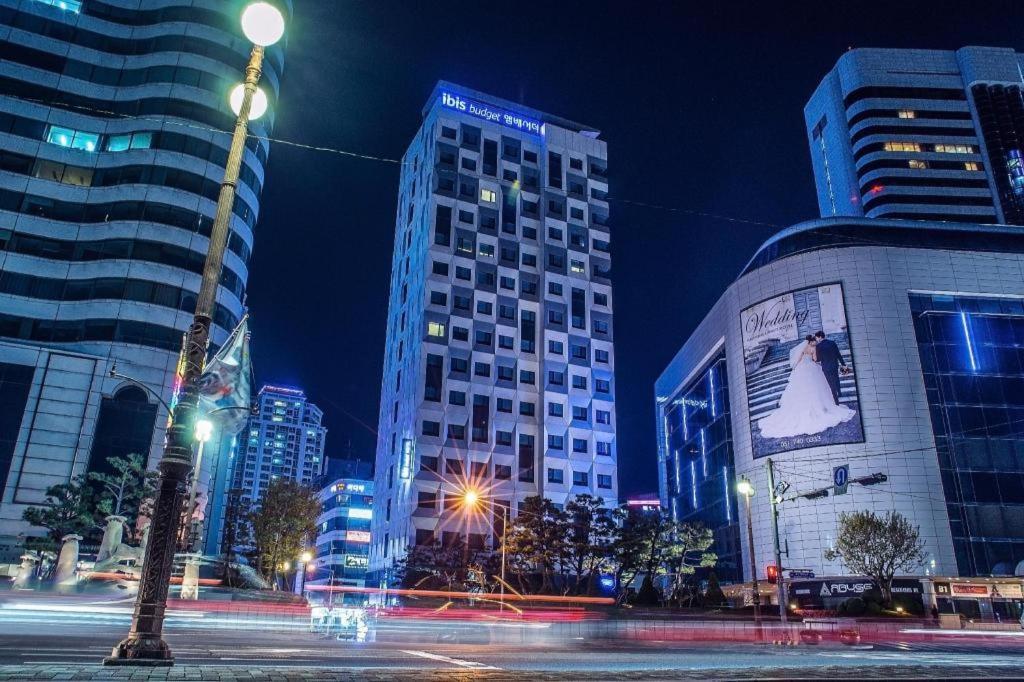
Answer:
[104, 636, 174, 666]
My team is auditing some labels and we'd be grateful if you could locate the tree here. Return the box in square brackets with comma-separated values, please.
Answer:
[562, 494, 615, 594]
[609, 506, 648, 603]
[22, 476, 97, 543]
[825, 510, 926, 607]
[664, 522, 717, 606]
[395, 536, 496, 591]
[220, 490, 253, 586]
[608, 507, 717, 606]
[502, 496, 567, 593]
[247, 479, 321, 584]
[89, 453, 158, 543]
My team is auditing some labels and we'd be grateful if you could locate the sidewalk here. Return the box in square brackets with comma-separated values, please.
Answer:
[1, 664, 1022, 681]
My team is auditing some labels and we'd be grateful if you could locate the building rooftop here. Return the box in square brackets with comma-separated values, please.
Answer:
[655, 216, 1024, 399]
[423, 80, 601, 138]
[742, 216, 1024, 277]
[260, 384, 306, 397]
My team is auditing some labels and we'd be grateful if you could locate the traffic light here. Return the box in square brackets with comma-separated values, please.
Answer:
[766, 564, 779, 584]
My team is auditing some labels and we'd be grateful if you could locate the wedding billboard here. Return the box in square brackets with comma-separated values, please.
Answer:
[741, 283, 864, 458]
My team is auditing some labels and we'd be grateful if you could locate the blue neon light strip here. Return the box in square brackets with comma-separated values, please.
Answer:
[960, 311, 978, 371]
[675, 450, 682, 495]
[708, 367, 716, 418]
[690, 460, 698, 508]
[700, 429, 708, 478]
[723, 466, 731, 522]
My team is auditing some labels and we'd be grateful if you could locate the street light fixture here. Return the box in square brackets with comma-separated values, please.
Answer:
[193, 419, 213, 444]
[182, 418, 215, 552]
[737, 477, 762, 639]
[230, 84, 269, 120]
[105, 2, 285, 666]
[240, 1, 285, 46]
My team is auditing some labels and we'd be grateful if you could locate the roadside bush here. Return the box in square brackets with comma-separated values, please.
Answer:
[704, 572, 726, 606]
[838, 597, 866, 616]
[892, 597, 925, 616]
[633, 575, 663, 606]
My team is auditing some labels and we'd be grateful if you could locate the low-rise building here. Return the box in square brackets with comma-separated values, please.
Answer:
[309, 460, 373, 602]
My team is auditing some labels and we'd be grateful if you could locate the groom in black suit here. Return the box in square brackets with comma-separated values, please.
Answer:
[814, 330, 846, 405]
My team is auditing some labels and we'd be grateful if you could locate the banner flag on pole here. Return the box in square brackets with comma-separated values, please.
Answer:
[197, 315, 252, 435]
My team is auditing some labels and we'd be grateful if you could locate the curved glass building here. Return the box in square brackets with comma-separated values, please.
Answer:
[0, 0, 286, 544]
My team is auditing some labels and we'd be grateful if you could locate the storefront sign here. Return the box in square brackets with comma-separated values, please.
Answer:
[993, 584, 1023, 599]
[951, 583, 990, 596]
[947, 583, 1024, 598]
[331, 482, 366, 493]
[344, 555, 368, 568]
[345, 530, 370, 543]
[790, 578, 923, 605]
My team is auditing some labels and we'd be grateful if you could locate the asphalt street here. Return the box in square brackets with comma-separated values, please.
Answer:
[0, 619, 1023, 679]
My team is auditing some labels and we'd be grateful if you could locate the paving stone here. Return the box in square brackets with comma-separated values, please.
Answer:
[0, 665, 1021, 681]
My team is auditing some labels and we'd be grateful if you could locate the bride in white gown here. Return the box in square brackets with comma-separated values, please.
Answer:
[758, 336, 855, 439]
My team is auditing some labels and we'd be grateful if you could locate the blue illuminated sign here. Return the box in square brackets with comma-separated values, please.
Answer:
[440, 92, 543, 136]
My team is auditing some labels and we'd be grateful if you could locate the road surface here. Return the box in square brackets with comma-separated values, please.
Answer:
[0, 595, 1021, 678]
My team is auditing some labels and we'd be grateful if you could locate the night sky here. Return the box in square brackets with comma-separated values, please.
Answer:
[247, 1, 1021, 497]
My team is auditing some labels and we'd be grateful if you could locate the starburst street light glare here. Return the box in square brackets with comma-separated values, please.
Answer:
[463, 489, 480, 509]
[300, 551, 312, 563]
[737, 478, 755, 497]
[241, 2, 285, 47]
[230, 84, 269, 120]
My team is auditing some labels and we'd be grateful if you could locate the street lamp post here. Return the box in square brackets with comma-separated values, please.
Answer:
[460, 488, 480, 585]
[184, 419, 214, 551]
[105, 2, 284, 666]
[459, 488, 511, 611]
[737, 478, 762, 640]
[295, 550, 313, 595]
[498, 504, 508, 612]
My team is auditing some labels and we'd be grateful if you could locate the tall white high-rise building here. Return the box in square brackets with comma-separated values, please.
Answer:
[232, 385, 326, 507]
[370, 82, 618, 581]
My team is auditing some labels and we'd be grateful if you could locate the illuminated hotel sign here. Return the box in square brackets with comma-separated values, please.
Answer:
[345, 555, 368, 568]
[440, 92, 543, 136]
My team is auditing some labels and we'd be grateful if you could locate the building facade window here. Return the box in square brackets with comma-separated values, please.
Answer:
[86, 386, 157, 476]
[911, 293, 1024, 577]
